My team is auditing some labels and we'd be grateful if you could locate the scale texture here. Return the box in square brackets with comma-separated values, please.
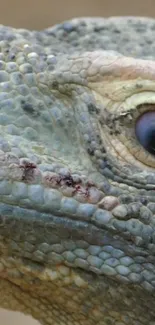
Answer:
[1, 16, 155, 325]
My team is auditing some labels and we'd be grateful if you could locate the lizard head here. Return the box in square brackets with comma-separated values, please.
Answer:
[0, 23, 155, 324]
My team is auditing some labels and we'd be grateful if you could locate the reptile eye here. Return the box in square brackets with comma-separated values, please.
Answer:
[135, 111, 155, 155]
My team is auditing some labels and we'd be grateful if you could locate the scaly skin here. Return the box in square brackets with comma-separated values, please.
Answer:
[1, 16, 155, 325]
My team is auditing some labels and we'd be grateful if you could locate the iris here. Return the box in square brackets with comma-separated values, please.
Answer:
[135, 111, 155, 155]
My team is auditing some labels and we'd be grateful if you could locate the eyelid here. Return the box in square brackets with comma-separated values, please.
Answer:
[118, 91, 155, 114]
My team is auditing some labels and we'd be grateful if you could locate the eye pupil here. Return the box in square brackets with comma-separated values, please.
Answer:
[146, 129, 155, 154]
[135, 111, 155, 156]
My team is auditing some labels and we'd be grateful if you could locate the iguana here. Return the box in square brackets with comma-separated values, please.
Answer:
[0, 16, 155, 325]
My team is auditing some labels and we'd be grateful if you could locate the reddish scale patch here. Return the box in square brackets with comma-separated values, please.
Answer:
[45, 173, 78, 187]
[73, 181, 95, 198]
[19, 160, 37, 182]
[44, 172, 96, 199]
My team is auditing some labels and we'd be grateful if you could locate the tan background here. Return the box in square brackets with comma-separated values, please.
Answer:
[0, 0, 155, 29]
[0, 0, 155, 324]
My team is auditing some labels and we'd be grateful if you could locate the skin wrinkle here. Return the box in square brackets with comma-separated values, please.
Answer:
[1, 16, 155, 325]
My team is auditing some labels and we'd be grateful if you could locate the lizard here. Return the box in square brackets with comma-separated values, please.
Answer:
[1, 15, 155, 325]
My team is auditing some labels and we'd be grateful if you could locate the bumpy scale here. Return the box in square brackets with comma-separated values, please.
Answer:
[1, 16, 155, 325]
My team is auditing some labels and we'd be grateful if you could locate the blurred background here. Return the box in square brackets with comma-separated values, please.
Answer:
[0, 0, 155, 324]
[0, 0, 155, 29]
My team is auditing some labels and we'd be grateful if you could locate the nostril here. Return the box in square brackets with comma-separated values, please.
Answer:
[135, 111, 155, 155]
